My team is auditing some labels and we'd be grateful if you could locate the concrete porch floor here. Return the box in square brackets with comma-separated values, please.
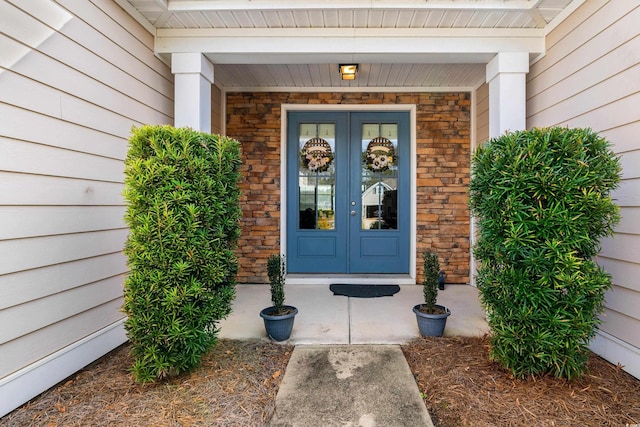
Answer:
[219, 284, 489, 344]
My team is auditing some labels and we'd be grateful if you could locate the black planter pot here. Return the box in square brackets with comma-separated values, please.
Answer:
[413, 304, 451, 337]
[259, 305, 298, 341]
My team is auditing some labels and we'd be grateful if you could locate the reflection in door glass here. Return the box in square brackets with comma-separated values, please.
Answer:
[361, 123, 398, 230]
[298, 123, 336, 230]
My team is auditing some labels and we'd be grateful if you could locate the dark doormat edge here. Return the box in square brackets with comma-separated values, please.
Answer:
[329, 284, 401, 298]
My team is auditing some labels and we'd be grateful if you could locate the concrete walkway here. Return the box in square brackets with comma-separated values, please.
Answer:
[219, 284, 488, 427]
[269, 345, 433, 427]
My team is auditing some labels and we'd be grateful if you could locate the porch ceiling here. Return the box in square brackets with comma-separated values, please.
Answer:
[120, 0, 581, 90]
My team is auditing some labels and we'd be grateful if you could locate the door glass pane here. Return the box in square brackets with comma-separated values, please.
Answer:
[298, 123, 336, 230]
[361, 123, 398, 230]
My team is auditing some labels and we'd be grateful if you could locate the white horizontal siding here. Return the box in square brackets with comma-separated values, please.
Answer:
[600, 121, 640, 154]
[474, 82, 489, 145]
[0, 104, 127, 159]
[0, 319, 127, 420]
[1, 4, 173, 121]
[590, 330, 640, 381]
[66, 0, 172, 92]
[612, 179, 640, 208]
[0, 229, 128, 276]
[0, 62, 170, 128]
[0, 0, 173, 410]
[620, 151, 640, 179]
[528, 61, 640, 128]
[616, 207, 640, 235]
[0, 206, 126, 240]
[600, 308, 640, 350]
[527, 0, 640, 376]
[604, 286, 640, 324]
[211, 84, 223, 135]
[0, 137, 124, 182]
[542, 0, 606, 51]
[527, 3, 639, 127]
[0, 172, 125, 206]
[528, 92, 639, 135]
[600, 233, 639, 265]
[0, 252, 128, 309]
[0, 298, 124, 379]
[0, 275, 125, 345]
[598, 257, 640, 293]
[529, 1, 634, 82]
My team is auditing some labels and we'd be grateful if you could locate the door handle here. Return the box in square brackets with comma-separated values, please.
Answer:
[351, 210, 356, 216]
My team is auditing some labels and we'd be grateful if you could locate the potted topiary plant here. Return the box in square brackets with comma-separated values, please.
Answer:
[413, 252, 451, 337]
[259, 254, 298, 341]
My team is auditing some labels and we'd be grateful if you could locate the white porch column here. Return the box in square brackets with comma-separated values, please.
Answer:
[171, 52, 214, 133]
[486, 52, 529, 138]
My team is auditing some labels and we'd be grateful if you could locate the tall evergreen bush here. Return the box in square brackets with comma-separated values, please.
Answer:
[469, 127, 621, 379]
[123, 125, 242, 383]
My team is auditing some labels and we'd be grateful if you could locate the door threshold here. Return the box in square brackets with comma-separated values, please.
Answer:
[286, 274, 415, 286]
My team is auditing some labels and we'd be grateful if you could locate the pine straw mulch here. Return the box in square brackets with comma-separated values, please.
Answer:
[3, 337, 640, 427]
[402, 335, 640, 427]
[0, 340, 292, 427]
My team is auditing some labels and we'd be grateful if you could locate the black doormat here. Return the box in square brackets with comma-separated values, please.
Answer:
[329, 284, 401, 298]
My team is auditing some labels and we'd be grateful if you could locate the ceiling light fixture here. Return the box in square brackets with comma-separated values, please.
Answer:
[339, 64, 358, 80]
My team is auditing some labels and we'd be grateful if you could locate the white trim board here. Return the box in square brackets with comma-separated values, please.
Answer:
[590, 329, 640, 380]
[469, 86, 478, 287]
[281, 103, 417, 285]
[0, 319, 128, 418]
[223, 86, 476, 93]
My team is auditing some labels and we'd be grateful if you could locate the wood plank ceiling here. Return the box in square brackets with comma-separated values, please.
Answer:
[123, 0, 578, 89]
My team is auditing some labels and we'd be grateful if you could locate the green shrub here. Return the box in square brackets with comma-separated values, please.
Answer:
[267, 254, 287, 314]
[123, 125, 242, 383]
[469, 127, 621, 379]
[422, 252, 440, 312]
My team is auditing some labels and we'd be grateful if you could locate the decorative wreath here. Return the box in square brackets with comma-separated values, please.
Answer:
[365, 137, 396, 172]
[300, 137, 334, 172]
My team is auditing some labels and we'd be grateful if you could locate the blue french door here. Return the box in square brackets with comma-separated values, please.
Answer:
[287, 111, 410, 274]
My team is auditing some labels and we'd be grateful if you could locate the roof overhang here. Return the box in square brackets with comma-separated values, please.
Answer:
[119, 0, 581, 89]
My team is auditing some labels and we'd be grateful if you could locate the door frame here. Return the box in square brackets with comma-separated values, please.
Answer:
[281, 103, 417, 285]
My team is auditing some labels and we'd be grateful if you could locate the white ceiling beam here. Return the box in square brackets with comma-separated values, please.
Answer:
[156, 27, 545, 63]
[168, 0, 540, 12]
[202, 53, 498, 65]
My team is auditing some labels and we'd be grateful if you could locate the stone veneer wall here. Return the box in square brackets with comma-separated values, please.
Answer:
[225, 92, 471, 284]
